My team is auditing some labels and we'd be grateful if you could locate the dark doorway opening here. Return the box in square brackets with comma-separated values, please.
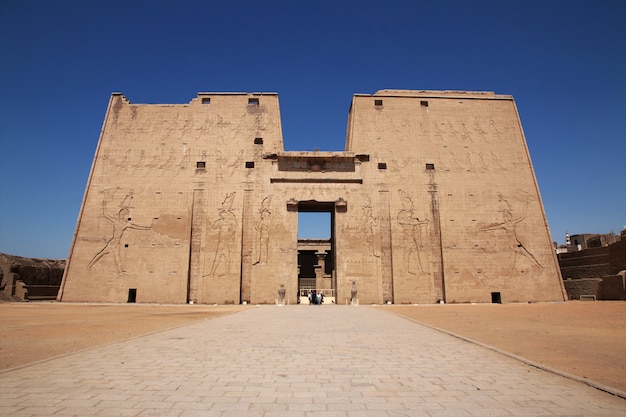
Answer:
[491, 292, 502, 304]
[128, 288, 137, 303]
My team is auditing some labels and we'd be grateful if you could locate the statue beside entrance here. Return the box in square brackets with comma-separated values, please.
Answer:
[278, 284, 286, 304]
[350, 280, 358, 305]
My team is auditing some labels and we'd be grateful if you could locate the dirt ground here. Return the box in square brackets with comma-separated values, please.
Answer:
[0, 303, 249, 371]
[378, 301, 626, 393]
[1, 301, 624, 394]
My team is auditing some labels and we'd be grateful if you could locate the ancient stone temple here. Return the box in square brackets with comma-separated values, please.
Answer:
[58, 90, 567, 304]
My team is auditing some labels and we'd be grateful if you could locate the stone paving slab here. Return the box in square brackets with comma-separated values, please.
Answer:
[1, 305, 625, 417]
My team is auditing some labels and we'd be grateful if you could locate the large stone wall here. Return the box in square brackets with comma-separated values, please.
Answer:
[58, 90, 566, 304]
[558, 239, 626, 300]
[563, 276, 625, 301]
[609, 239, 626, 274]
[345, 91, 565, 304]
[558, 247, 611, 279]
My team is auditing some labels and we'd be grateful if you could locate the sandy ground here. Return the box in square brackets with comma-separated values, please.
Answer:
[377, 301, 626, 393]
[1, 301, 624, 393]
[0, 303, 249, 371]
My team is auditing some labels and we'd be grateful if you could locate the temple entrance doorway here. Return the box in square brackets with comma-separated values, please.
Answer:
[297, 202, 335, 304]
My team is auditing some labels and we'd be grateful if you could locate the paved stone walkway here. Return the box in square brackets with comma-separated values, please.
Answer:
[1, 305, 625, 417]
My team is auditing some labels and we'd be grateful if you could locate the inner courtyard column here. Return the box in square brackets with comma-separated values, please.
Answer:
[315, 251, 326, 291]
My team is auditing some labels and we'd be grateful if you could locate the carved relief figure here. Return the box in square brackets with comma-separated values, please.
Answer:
[159, 148, 177, 175]
[144, 154, 161, 175]
[433, 119, 448, 142]
[417, 120, 430, 138]
[459, 118, 473, 142]
[206, 192, 237, 277]
[115, 149, 131, 175]
[479, 191, 542, 275]
[215, 151, 227, 180]
[214, 115, 231, 145]
[119, 188, 134, 210]
[179, 146, 190, 172]
[130, 150, 145, 175]
[216, 149, 244, 180]
[463, 152, 473, 168]
[100, 153, 112, 176]
[477, 152, 489, 170]
[361, 197, 379, 257]
[473, 118, 488, 142]
[397, 189, 429, 275]
[445, 119, 461, 142]
[490, 152, 505, 170]
[253, 195, 272, 265]
[487, 119, 502, 142]
[88, 189, 150, 275]
[180, 114, 193, 134]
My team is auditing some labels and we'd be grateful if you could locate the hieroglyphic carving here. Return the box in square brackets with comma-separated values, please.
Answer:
[438, 148, 506, 173]
[205, 192, 237, 277]
[253, 195, 272, 265]
[88, 188, 150, 275]
[397, 189, 429, 275]
[98, 107, 275, 178]
[416, 116, 507, 145]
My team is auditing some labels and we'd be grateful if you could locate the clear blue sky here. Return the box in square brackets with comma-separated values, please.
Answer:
[1, 0, 624, 259]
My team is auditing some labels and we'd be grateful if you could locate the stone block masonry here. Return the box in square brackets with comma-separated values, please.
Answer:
[58, 90, 567, 304]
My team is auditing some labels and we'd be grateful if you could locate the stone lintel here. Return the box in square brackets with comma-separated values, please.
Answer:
[275, 152, 362, 173]
[272, 178, 362, 184]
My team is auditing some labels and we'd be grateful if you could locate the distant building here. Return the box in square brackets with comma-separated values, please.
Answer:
[58, 90, 566, 304]
[560, 232, 622, 253]
[558, 234, 626, 300]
